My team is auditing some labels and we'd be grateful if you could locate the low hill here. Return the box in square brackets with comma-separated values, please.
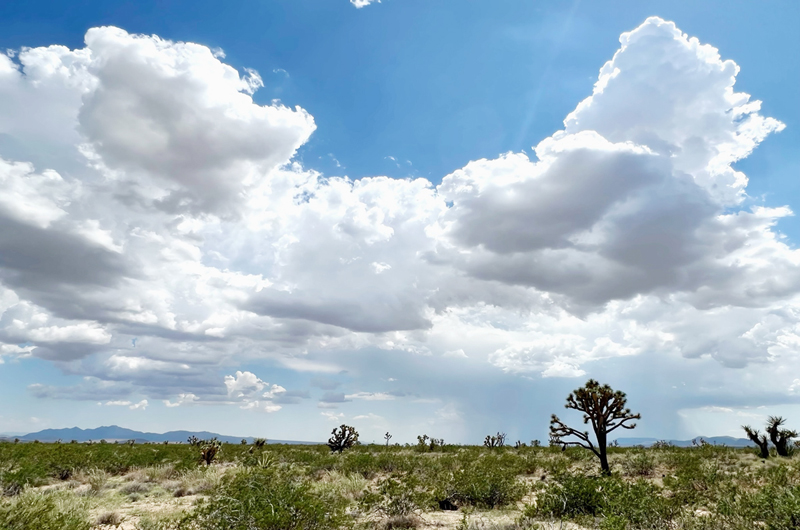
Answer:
[5, 425, 318, 445]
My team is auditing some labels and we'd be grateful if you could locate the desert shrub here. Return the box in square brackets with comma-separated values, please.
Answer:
[361, 475, 430, 517]
[530, 474, 675, 526]
[122, 481, 151, 494]
[336, 451, 380, 479]
[718, 483, 800, 529]
[180, 467, 349, 530]
[601, 479, 677, 528]
[380, 514, 419, 529]
[446, 454, 527, 508]
[0, 489, 91, 530]
[312, 470, 368, 502]
[95, 511, 123, 526]
[86, 468, 109, 493]
[664, 456, 733, 506]
[135, 513, 184, 530]
[622, 450, 655, 477]
[375, 451, 413, 474]
[532, 474, 606, 518]
[538, 454, 569, 477]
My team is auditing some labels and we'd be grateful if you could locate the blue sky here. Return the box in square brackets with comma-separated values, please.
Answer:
[0, 0, 799, 443]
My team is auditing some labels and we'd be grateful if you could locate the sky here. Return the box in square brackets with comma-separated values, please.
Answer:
[0, 0, 799, 444]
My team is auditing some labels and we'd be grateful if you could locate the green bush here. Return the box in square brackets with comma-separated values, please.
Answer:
[530, 474, 676, 527]
[446, 454, 527, 508]
[180, 467, 350, 530]
[360, 475, 430, 517]
[722, 483, 800, 529]
[622, 450, 655, 477]
[532, 474, 606, 518]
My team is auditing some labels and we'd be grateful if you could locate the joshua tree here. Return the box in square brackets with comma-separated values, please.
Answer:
[200, 438, 221, 466]
[384, 432, 392, 446]
[550, 379, 641, 475]
[766, 416, 797, 457]
[416, 434, 444, 451]
[742, 425, 770, 459]
[484, 432, 507, 448]
[327, 424, 359, 453]
[253, 437, 268, 448]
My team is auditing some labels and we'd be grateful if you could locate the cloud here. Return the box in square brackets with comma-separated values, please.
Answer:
[100, 398, 147, 410]
[224, 371, 285, 411]
[350, 0, 380, 8]
[321, 411, 345, 422]
[163, 393, 199, 407]
[29, 378, 135, 401]
[129, 399, 148, 410]
[224, 370, 266, 398]
[0, 17, 798, 426]
[319, 392, 349, 404]
[345, 391, 396, 401]
[353, 413, 384, 421]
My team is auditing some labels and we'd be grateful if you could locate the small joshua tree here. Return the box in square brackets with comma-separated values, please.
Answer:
[484, 432, 506, 448]
[187, 435, 200, 447]
[200, 438, 221, 466]
[384, 432, 392, 446]
[743, 425, 770, 458]
[328, 424, 359, 453]
[253, 437, 268, 448]
[550, 379, 640, 475]
[766, 416, 797, 457]
[416, 434, 444, 451]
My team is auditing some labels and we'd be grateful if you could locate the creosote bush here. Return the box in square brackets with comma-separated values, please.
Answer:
[529, 474, 676, 527]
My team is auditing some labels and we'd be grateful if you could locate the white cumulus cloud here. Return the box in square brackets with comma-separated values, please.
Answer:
[2, 18, 798, 423]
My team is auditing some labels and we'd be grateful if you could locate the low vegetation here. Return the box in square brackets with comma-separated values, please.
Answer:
[1, 438, 799, 529]
[2, 382, 798, 529]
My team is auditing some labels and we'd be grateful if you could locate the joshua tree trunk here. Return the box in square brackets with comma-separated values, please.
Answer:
[743, 426, 770, 458]
[597, 431, 610, 475]
[598, 450, 610, 475]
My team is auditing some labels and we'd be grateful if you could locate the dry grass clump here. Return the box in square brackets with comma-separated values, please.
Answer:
[124, 465, 180, 484]
[312, 470, 369, 501]
[169, 466, 223, 497]
[381, 514, 420, 529]
[0, 488, 92, 530]
[70, 468, 109, 495]
[121, 481, 151, 495]
[94, 510, 124, 526]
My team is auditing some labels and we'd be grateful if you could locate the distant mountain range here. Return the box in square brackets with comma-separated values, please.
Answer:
[0, 425, 318, 445]
[614, 436, 756, 447]
[0, 426, 757, 448]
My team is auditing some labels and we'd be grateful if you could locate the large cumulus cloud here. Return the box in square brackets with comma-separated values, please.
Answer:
[1, 18, 798, 414]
